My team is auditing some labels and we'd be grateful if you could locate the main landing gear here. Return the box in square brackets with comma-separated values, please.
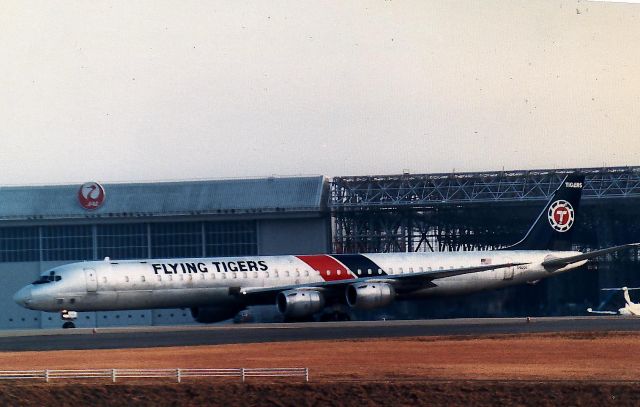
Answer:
[319, 311, 351, 322]
[61, 310, 77, 329]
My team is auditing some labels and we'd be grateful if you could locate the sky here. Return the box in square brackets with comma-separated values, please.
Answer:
[1, 1, 639, 185]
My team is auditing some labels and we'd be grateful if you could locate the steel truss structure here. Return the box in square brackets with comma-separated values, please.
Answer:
[330, 166, 640, 253]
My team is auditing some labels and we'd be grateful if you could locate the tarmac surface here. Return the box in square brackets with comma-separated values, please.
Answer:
[0, 316, 638, 352]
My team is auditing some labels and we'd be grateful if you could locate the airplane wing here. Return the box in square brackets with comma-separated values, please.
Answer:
[238, 261, 529, 304]
[586, 308, 618, 315]
[542, 243, 640, 268]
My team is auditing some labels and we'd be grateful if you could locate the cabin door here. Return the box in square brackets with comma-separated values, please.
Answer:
[84, 268, 98, 292]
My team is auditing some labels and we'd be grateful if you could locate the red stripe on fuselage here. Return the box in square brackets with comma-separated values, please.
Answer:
[296, 255, 355, 281]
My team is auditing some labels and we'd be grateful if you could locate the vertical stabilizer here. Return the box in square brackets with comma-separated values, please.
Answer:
[622, 287, 632, 306]
[505, 173, 585, 251]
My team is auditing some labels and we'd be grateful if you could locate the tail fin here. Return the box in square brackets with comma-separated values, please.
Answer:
[505, 173, 585, 251]
[622, 287, 632, 306]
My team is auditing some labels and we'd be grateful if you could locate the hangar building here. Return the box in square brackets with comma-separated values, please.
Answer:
[2, 176, 329, 329]
[4, 167, 640, 330]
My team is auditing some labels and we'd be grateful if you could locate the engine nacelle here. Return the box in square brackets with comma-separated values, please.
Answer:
[276, 290, 325, 318]
[346, 283, 395, 310]
[190, 306, 242, 323]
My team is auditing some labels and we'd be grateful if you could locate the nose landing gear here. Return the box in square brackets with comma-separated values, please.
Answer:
[61, 310, 77, 329]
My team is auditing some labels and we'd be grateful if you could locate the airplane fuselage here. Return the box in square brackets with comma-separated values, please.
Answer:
[15, 250, 585, 313]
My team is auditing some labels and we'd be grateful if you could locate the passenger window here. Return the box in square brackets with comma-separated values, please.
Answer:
[242, 272, 247, 279]
[264, 272, 269, 278]
[337, 270, 341, 276]
[304, 270, 309, 277]
[156, 275, 161, 282]
[378, 269, 382, 275]
[368, 269, 372, 275]
[141, 276, 146, 282]
[188, 275, 192, 281]
[168, 275, 173, 281]
[399, 267, 403, 274]
[200, 274, 205, 280]
[253, 272, 258, 279]
[419, 267, 424, 272]
[357, 269, 361, 275]
[125, 276, 129, 283]
[327, 270, 331, 276]
[295, 270, 300, 277]
[409, 267, 414, 273]
[102, 277, 107, 283]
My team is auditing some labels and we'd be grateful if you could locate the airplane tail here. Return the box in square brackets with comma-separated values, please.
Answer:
[623, 287, 632, 305]
[504, 173, 585, 251]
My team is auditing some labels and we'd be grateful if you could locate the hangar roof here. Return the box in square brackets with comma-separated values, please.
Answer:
[0, 176, 327, 221]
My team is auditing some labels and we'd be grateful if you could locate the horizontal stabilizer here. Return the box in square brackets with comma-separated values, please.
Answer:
[602, 287, 640, 291]
[542, 243, 640, 268]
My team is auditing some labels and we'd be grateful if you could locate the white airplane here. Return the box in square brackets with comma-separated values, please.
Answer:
[587, 287, 640, 316]
[13, 173, 640, 328]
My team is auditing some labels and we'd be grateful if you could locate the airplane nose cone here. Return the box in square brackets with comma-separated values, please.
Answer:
[13, 286, 32, 308]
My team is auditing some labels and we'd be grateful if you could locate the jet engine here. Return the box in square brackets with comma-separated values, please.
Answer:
[190, 305, 243, 323]
[346, 283, 395, 309]
[276, 290, 325, 318]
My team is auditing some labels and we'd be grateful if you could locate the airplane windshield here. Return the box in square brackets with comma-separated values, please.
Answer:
[32, 271, 62, 285]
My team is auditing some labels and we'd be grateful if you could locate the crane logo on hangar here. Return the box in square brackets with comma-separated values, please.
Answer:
[547, 200, 574, 232]
[78, 182, 106, 210]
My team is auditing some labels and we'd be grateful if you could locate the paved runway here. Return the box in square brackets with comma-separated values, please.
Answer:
[0, 316, 638, 352]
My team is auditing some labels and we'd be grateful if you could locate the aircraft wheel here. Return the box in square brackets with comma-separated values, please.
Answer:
[337, 312, 351, 321]
[283, 315, 314, 323]
[319, 313, 331, 322]
[62, 321, 76, 329]
[319, 312, 351, 322]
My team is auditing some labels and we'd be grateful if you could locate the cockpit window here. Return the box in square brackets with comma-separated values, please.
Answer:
[32, 271, 62, 285]
[32, 276, 51, 285]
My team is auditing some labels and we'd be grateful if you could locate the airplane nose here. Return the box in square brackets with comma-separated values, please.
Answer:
[13, 286, 32, 308]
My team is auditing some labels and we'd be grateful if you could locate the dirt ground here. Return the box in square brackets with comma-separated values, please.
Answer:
[1, 331, 639, 405]
[1, 381, 639, 407]
[0, 331, 638, 381]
